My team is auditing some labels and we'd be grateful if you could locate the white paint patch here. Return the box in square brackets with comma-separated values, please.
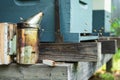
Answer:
[105, 0, 111, 12]
[93, 0, 111, 12]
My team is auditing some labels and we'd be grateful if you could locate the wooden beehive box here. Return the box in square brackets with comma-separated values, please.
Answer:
[92, 0, 112, 36]
[60, 0, 92, 33]
[0, 0, 55, 42]
[59, 0, 98, 42]
[0, 0, 98, 43]
[0, 23, 17, 65]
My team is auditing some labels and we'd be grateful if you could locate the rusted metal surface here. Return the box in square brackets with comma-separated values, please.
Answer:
[17, 26, 39, 64]
[17, 12, 43, 64]
[0, 23, 17, 65]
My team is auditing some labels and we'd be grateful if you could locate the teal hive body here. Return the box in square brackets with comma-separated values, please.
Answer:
[0, 0, 55, 42]
[0, 0, 98, 43]
[59, 0, 98, 42]
[92, 0, 112, 36]
[59, 0, 92, 33]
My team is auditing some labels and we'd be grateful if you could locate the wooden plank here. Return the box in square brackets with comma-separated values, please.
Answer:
[79, 54, 113, 80]
[100, 37, 120, 49]
[98, 40, 117, 54]
[111, 37, 120, 49]
[0, 63, 73, 80]
[39, 42, 101, 62]
[55, 0, 63, 43]
[106, 58, 113, 72]
[0, 54, 113, 80]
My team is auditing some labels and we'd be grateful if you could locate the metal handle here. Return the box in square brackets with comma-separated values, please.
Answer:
[14, 0, 40, 6]
[79, 0, 88, 9]
[79, 0, 87, 6]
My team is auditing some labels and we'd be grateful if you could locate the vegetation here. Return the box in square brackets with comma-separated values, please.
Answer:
[112, 49, 120, 71]
[89, 50, 120, 80]
[111, 18, 120, 36]
[89, 17, 120, 79]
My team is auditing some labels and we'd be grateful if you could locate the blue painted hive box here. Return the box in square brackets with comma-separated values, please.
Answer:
[0, 0, 97, 43]
[59, 0, 98, 42]
[0, 0, 55, 42]
[92, 0, 112, 36]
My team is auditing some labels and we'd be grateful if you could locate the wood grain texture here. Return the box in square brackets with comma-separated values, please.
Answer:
[111, 37, 120, 49]
[0, 23, 13, 64]
[99, 40, 117, 54]
[39, 42, 101, 62]
[77, 54, 113, 80]
[0, 54, 113, 80]
[0, 63, 72, 80]
[99, 37, 120, 49]
[0, 23, 5, 64]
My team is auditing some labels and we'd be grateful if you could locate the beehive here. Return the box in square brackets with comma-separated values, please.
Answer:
[59, 0, 98, 42]
[92, 0, 112, 36]
[0, 0, 98, 43]
[0, 0, 55, 42]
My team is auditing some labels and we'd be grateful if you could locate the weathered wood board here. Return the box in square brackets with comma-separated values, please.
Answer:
[0, 54, 113, 80]
[0, 37, 118, 80]
[77, 54, 113, 80]
[111, 37, 120, 49]
[0, 23, 17, 65]
[0, 63, 73, 80]
[39, 42, 101, 62]
[39, 39, 117, 62]
[100, 37, 120, 49]
[98, 40, 117, 54]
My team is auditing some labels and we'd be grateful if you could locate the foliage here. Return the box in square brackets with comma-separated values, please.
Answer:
[111, 18, 120, 36]
[89, 72, 114, 80]
[99, 73, 114, 80]
[112, 49, 120, 71]
[113, 49, 120, 61]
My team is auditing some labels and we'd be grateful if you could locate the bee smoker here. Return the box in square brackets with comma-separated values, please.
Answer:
[17, 12, 43, 64]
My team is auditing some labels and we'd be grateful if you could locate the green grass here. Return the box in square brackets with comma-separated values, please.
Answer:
[112, 49, 120, 71]
[90, 49, 120, 80]
[100, 49, 120, 71]
[99, 73, 114, 80]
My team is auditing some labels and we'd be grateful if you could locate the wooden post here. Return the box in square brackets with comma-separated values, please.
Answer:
[39, 42, 101, 62]
[55, 0, 63, 43]
[106, 58, 113, 72]
[98, 40, 117, 54]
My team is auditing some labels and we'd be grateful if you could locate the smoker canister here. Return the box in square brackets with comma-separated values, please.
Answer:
[17, 23, 39, 64]
[0, 23, 17, 65]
